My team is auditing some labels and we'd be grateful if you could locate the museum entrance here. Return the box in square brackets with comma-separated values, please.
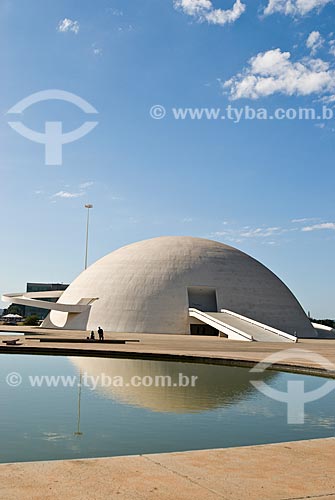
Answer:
[189, 324, 219, 336]
[187, 286, 218, 312]
[188, 286, 219, 336]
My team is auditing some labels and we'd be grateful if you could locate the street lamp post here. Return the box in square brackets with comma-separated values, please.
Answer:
[84, 204, 93, 270]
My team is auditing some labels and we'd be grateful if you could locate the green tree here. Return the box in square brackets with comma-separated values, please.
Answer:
[23, 315, 40, 326]
[2, 304, 25, 317]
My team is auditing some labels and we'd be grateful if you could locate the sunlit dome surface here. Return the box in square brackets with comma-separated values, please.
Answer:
[46, 236, 314, 336]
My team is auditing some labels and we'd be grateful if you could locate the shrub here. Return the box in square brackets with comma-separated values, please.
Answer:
[23, 315, 40, 326]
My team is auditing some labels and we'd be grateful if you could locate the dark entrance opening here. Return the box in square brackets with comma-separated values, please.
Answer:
[188, 287, 219, 336]
[190, 324, 219, 336]
[187, 286, 218, 312]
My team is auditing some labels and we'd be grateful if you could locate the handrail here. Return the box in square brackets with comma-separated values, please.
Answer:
[220, 309, 297, 342]
[312, 322, 334, 332]
[189, 308, 254, 341]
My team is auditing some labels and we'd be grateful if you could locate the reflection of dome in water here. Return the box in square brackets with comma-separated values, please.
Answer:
[46, 236, 314, 337]
[71, 357, 274, 413]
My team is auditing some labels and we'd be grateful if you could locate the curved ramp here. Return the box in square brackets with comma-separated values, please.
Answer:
[189, 308, 297, 342]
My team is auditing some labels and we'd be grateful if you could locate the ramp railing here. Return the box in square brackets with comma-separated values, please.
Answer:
[220, 309, 297, 342]
[189, 308, 254, 341]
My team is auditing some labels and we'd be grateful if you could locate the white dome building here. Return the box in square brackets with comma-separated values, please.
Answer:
[40, 236, 315, 339]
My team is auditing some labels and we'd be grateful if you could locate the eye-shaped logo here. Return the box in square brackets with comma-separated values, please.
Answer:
[7, 90, 99, 165]
[250, 349, 335, 424]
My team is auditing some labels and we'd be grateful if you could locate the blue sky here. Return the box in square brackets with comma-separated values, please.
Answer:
[1, 0, 335, 317]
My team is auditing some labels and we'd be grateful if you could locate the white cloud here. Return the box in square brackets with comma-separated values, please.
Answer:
[174, 0, 246, 26]
[329, 40, 335, 56]
[108, 8, 123, 16]
[263, 0, 333, 17]
[291, 217, 320, 223]
[223, 48, 335, 99]
[92, 44, 102, 56]
[306, 31, 324, 55]
[117, 24, 134, 33]
[52, 191, 84, 199]
[57, 18, 80, 35]
[211, 219, 335, 243]
[211, 224, 292, 244]
[239, 226, 284, 238]
[302, 222, 335, 231]
[321, 93, 335, 102]
[79, 181, 94, 189]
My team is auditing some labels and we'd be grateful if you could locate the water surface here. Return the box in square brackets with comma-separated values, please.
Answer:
[0, 354, 334, 463]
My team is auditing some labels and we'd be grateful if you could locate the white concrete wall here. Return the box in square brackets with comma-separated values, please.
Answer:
[46, 236, 316, 337]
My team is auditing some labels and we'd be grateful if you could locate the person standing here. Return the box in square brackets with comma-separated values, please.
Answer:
[98, 326, 104, 341]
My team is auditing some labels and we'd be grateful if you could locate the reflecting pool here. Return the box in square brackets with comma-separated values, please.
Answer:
[0, 354, 334, 463]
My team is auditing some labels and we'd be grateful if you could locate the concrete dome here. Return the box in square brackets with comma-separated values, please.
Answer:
[46, 236, 314, 336]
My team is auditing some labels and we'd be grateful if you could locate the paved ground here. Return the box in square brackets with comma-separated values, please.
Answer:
[1, 326, 335, 376]
[0, 438, 334, 499]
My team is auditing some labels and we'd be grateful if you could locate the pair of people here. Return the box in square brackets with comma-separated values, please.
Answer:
[89, 326, 104, 341]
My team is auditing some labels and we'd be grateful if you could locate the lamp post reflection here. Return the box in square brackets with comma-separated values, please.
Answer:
[74, 370, 83, 437]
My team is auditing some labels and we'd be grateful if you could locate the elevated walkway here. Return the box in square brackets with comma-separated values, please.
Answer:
[189, 308, 297, 342]
[1, 291, 98, 314]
